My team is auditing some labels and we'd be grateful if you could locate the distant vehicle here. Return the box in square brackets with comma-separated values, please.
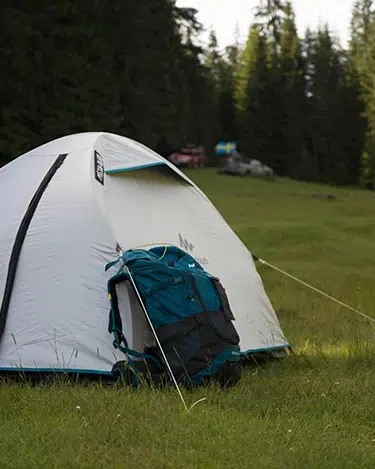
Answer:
[219, 153, 274, 178]
[168, 144, 206, 168]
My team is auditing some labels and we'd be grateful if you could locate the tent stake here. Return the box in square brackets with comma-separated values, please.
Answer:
[253, 255, 375, 325]
[124, 266, 206, 413]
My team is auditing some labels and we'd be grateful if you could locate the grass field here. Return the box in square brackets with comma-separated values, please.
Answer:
[2, 169, 375, 468]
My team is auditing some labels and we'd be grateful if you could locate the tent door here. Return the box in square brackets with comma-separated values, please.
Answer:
[112, 279, 154, 353]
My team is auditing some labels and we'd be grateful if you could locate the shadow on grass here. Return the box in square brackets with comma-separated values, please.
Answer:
[1, 343, 375, 394]
[0, 351, 282, 390]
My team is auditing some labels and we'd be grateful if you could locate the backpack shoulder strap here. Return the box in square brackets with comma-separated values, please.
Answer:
[107, 272, 129, 349]
[212, 279, 235, 320]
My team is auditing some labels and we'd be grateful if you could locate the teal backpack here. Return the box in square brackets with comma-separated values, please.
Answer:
[106, 246, 241, 387]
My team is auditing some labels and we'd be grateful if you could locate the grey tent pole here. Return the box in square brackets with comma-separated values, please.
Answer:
[124, 266, 206, 413]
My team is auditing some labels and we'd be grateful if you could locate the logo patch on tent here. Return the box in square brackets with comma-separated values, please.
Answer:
[94, 151, 104, 185]
[178, 233, 194, 252]
[178, 233, 209, 265]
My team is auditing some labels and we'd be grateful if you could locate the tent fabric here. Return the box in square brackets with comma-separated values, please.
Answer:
[0, 153, 68, 341]
[0, 132, 289, 374]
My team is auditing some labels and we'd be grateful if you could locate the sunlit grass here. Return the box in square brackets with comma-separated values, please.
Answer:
[1, 169, 375, 468]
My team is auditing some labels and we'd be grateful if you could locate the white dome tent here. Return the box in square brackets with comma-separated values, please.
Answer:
[0, 132, 290, 376]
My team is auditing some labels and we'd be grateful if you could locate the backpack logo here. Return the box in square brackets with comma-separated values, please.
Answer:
[94, 151, 104, 185]
[178, 233, 194, 252]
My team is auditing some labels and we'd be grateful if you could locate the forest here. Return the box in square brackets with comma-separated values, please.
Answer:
[1, 0, 375, 187]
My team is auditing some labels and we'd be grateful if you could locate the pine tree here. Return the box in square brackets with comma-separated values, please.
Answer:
[235, 25, 273, 162]
[350, 0, 373, 62]
[300, 29, 321, 179]
[349, 1, 375, 187]
[255, 0, 287, 47]
[216, 47, 238, 141]
[279, 1, 306, 177]
[205, 30, 221, 87]
[303, 26, 363, 184]
[175, 6, 219, 162]
[254, 0, 287, 173]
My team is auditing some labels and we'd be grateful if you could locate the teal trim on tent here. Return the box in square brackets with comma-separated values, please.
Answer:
[105, 162, 165, 174]
[0, 367, 112, 375]
[240, 344, 291, 355]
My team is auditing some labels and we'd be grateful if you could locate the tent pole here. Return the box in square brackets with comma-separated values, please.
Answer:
[124, 266, 206, 413]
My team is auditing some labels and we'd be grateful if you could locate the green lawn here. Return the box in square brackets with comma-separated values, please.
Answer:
[2, 169, 375, 468]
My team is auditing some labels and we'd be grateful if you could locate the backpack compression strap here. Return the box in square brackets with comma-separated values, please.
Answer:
[212, 279, 235, 321]
[107, 273, 129, 351]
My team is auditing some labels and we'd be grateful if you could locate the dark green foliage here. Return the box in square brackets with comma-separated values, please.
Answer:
[350, 1, 375, 187]
[235, 25, 271, 163]
[0, 1, 218, 164]
[234, 1, 366, 185]
[304, 28, 361, 184]
[0, 0, 372, 187]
